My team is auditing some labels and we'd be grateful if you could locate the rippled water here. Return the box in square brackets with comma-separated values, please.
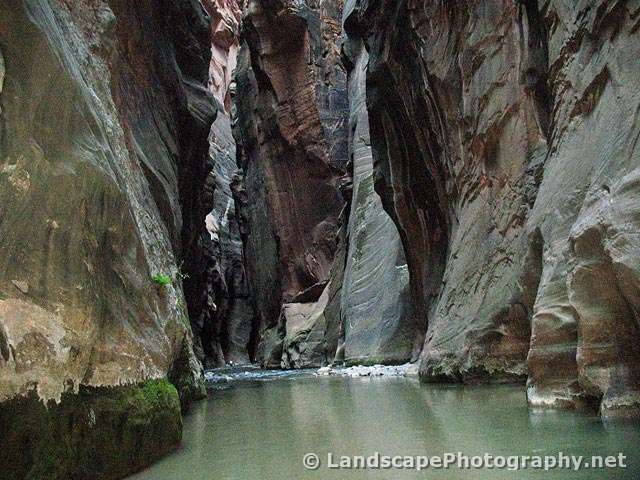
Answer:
[130, 371, 640, 480]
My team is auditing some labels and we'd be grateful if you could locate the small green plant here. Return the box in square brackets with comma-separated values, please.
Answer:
[151, 273, 172, 287]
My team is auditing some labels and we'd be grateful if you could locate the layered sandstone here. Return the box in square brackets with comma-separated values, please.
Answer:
[205, 0, 243, 112]
[337, 11, 414, 366]
[233, 0, 421, 368]
[525, 0, 640, 415]
[356, 0, 543, 383]
[191, 0, 257, 369]
[199, 112, 256, 367]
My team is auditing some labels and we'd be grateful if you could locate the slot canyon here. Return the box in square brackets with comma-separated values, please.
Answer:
[1, 1, 640, 479]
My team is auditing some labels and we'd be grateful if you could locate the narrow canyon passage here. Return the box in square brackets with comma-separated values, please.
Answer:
[1, 1, 640, 479]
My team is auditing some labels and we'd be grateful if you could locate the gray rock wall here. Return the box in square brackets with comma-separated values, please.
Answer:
[195, 0, 256, 370]
[350, 0, 640, 416]
[525, 0, 640, 415]
[200, 113, 256, 368]
[353, 0, 540, 383]
[338, 25, 414, 366]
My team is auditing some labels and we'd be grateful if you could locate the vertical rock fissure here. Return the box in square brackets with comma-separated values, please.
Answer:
[192, 0, 258, 369]
[518, 0, 552, 139]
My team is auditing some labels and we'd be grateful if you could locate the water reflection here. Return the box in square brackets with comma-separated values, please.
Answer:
[130, 375, 640, 480]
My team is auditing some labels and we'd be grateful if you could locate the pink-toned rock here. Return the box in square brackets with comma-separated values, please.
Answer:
[233, 0, 348, 365]
[204, 0, 242, 112]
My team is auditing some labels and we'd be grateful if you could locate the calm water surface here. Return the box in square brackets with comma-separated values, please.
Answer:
[131, 372, 640, 480]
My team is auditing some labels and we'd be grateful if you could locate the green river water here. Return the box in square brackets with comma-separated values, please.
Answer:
[130, 371, 640, 479]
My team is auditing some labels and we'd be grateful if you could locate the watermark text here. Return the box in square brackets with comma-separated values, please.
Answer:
[302, 451, 628, 472]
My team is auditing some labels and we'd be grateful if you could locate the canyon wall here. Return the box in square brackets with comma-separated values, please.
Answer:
[232, 0, 420, 368]
[233, 0, 349, 366]
[344, 0, 640, 416]
[336, 10, 416, 366]
[224, 0, 640, 417]
[195, 0, 256, 369]
[524, 0, 640, 415]
[359, 0, 544, 384]
[2, 4, 639, 479]
[0, 0, 215, 477]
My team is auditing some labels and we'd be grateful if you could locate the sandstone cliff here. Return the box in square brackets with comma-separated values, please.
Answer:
[0, 0, 214, 477]
[232, 0, 426, 369]
[344, 0, 640, 416]
[233, 0, 349, 366]
[226, 0, 640, 419]
[338, 6, 415, 366]
[194, 0, 257, 369]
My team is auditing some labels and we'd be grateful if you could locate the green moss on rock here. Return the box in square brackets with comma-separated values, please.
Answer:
[0, 379, 182, 480]
[168, 337, 207, 411]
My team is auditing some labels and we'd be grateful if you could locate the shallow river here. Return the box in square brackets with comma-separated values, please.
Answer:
[130, 370, 640, 479]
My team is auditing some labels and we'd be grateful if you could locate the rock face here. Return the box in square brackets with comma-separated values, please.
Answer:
[233, 0, 421, 369]
[105, 0, 215, 405]
[359, 0, 543, 384]
[1, 379, 182, 480]
[206, 0, 243, 112]
[233, 0, 349, 365]
[0, 0, 214, 476]
[199, 113, 256, 368]
[523, 1, 640, 415]
[346, 0, 640, 415]
[338, 10, 414, 366]
[2, 7, 639, 478]
[193, 0, 256, 369]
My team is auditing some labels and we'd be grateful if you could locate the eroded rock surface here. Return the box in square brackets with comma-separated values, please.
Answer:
[524, 1, 640, 415]
[0, 0, 214, 476]
[348, 0, 640, 415]
[1, 379, 182, 480]
[233, 0, 349, 365]
[358, 0, 544, 383]
[233, 0, 419, 369]
[338, 12, 414, 366]
[205, 0, 242, 112]
[199, 112, 256, 368]
[192, 0, 257, 369]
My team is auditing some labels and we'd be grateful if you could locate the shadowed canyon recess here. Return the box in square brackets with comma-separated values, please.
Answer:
[1, 0, 640, 479]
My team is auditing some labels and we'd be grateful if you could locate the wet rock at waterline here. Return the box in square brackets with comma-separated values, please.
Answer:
[316, 363, 418, 378]
[0, 380, 181, 480]
[0, 0, 212, 477]
[352, 0, 640, 415]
